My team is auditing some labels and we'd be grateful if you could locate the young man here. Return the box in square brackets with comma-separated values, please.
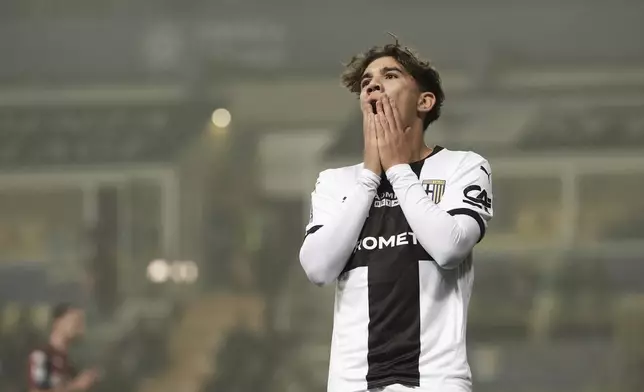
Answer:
[28, 304, 99, 392]
[299, 41, 494, 392]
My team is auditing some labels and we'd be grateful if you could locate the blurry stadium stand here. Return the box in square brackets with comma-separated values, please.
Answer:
[0, 90, 224, 391]
[0, 298, 178, 392]
[137, 293, 264, 392]
[0, 103, 209, 167]
[471, 339, 623, 392]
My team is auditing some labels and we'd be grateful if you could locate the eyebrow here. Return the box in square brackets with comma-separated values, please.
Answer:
[360, 66, 405, 84]
[382, 66, 404, 75]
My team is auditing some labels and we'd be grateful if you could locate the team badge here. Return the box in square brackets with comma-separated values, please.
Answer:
[422, 179, 446, 204]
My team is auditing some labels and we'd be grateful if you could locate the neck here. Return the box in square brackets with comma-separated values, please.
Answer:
[409, 120, 432, 162]
[49, 333, 68, 352]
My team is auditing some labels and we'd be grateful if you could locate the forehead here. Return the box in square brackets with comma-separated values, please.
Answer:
[363, 56, 405, 75]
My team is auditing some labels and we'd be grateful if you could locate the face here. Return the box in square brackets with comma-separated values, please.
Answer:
[359, 56, 435, 127]
[55, 309, 86, 341]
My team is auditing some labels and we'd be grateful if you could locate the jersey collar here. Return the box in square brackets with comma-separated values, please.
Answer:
[409, 145, 444, 177]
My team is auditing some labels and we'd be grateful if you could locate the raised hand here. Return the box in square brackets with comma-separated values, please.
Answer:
[374, 95, 414, 171]
[362, 101, 382, 175]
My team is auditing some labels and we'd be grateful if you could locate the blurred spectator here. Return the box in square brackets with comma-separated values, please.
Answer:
[27, 304, 99, 392]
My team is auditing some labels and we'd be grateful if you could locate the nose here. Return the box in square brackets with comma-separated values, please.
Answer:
[366, 80, 382, 95]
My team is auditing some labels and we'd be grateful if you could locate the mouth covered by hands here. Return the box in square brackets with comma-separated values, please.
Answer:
[369, 95, 414, 171]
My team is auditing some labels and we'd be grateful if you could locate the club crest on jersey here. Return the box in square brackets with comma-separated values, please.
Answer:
[422, 179, 446, 204]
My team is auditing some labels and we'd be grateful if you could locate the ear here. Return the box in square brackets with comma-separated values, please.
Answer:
[417, 92, 436, 114]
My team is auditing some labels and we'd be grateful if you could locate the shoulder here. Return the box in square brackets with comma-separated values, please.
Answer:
[433, 148, 490, 177]
[438, 148, 488, 165]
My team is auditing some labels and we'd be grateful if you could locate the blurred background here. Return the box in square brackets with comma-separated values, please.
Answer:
[0, 0, 643, 391]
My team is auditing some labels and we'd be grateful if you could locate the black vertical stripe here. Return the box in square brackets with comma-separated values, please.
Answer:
[366, 242, 422, 389]
[340, 152, 443, 389]
[362, 179, 423, 389]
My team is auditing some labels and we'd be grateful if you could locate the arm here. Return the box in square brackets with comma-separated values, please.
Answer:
[299, 168, 381, 285]
[386, 153, 493, 269]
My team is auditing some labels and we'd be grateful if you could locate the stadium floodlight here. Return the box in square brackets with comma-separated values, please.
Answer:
[147, 259, 170, 283]
[211, 108, 231, 128]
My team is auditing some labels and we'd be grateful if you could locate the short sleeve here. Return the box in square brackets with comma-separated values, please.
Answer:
[305, 170, 342, 235]
[29, 350, 49, 389]
[439, 152, 494, 241]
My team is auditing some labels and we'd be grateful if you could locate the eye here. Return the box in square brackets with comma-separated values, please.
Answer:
[360, 79, 371, 89]
[385, 73, 398, 80]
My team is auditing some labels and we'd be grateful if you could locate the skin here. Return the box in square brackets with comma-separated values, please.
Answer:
[359, 56, 437, 175]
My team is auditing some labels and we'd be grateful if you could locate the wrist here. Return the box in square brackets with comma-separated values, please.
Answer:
[363, 166, 381, 177]
[358, 168, 382, 190]
[385, 163, 413, 182]
[363, 162, 382, 175]
[382, 159, 408, 172]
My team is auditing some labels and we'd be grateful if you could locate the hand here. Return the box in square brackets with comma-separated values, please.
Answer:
[70, 368, 99, 391]
[374, 95, 414, 171]
[362, 101, 382, 176]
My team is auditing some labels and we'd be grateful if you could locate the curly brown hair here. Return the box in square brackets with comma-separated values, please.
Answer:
[341, 41, 445, 130]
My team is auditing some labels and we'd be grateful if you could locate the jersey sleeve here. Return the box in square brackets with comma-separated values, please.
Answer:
[28, 350, 50, 389]
[439, 152, 493, 242]
[386, 151, 493, 269]
[304, 170, 341, 236]
[299, 168, 380, 285]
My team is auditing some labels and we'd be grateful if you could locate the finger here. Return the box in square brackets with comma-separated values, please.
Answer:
[363, 113, 374, 142]
[375, 98, 389, 131]
[382, 95, 397, 131]
[363, 109, 370, 133]
[361, 100, 374, 132]
[363, 107, 374, 140]
[374, 111, 387, 141]
[387, 96, 404, 132]
[368, 113, 378, 141]
[361, 100, 372, 116]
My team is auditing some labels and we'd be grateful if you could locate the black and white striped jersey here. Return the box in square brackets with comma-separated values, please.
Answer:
[300, 147, 493, 392]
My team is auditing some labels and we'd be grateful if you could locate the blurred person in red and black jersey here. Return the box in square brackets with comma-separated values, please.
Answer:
[27, 303, 99, 392]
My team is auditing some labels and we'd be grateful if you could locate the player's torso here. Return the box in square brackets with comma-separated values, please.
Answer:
[327, 148, 473, 391]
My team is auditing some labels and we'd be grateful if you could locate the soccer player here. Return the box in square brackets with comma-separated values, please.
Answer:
[28, 304, 99, 392]
[299, 40, 494, 392]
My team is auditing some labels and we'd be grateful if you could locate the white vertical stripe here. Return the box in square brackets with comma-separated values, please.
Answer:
[417, 260, 472, 391]
[328, 267, 370, 392]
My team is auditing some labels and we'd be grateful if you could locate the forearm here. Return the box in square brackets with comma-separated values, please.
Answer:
[387, 164, 481, 268]
[299, 169, 380, 285]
